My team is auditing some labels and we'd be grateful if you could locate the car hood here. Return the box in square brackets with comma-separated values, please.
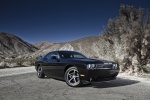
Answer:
[73, 58, 113, 64]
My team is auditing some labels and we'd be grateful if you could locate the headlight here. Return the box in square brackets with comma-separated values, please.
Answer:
[112, 64, 118, 69]
[87, 64, 96, 70]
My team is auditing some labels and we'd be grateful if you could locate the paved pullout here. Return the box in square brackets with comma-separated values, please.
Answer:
[0, 67, 150, 100]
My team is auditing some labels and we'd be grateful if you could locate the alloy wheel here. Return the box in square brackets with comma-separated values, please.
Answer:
[37, 66, 45, 78]
[65, 67, 81, 87]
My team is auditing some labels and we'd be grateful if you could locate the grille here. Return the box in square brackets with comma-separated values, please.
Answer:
[96, 64, 112, 69]
[96, 64, 118, 69]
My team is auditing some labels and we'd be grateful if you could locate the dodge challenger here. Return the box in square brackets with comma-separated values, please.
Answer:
[35, 50, 119, 87]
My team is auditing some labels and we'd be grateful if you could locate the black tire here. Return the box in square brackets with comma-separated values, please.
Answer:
[65, 67, 82, 87]
[37, 65, 45, 78]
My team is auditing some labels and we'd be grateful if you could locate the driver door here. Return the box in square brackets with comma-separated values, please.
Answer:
[42, 51, 60, 77]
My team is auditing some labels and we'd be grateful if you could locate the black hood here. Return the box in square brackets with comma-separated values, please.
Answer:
[72, 58, 113, 64]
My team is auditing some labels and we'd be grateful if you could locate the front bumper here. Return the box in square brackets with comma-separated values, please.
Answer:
[79, 68, 119, 83]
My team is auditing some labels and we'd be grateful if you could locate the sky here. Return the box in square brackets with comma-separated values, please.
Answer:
[0, 0, 150, 44]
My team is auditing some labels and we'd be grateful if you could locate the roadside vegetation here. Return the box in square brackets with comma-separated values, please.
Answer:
[0, 55, 41, 69]
[103, 5, 150, 74]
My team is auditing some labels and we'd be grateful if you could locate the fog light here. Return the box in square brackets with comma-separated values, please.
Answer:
[80, 74, 85, 77]
[87, 64, 96, 69]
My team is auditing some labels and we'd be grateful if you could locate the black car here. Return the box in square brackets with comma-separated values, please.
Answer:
[35, 50, 119, 87]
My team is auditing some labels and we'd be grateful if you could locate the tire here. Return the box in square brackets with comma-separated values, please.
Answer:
[65, 67, 82, 87]
[37, 65, 45, 78]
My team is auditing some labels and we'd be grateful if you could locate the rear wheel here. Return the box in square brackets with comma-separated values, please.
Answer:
[37, 65, 45, 78]
[65, 67, 82, 87]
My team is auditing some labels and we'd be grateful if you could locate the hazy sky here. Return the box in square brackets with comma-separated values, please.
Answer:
[0, 0, 150, 43]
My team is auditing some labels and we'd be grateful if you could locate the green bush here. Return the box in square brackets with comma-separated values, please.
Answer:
[142, 66, 150, 73]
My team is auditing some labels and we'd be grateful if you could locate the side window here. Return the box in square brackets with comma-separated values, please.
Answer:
[73, 54, 83, 58]
[45, 52, 59, 60]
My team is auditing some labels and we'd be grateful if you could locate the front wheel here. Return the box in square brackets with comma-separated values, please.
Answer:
[37, 65, 45, 78]
[65, 67, 82, 87]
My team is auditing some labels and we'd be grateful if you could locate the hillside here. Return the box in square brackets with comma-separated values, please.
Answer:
[33, 36, 100, 57]
[34, 42, 54, 50]
[0, 32, 38, 59]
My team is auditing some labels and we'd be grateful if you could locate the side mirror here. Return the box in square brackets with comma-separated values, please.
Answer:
[51, 56, 58, 60]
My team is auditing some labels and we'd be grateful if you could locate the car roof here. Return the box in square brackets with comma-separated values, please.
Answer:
[54, 50, 77, 52]
[50, 50, 81, 53]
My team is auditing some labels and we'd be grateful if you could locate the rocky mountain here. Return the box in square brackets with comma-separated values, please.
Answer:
[0, 32, 38, 59]
[34, 42, 54, 50]
[34, 36, 101, 58]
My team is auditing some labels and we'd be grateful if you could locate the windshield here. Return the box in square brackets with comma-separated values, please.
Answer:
[58, 51, 87, 59]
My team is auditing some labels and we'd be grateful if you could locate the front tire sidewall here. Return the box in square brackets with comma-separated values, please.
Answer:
[37, 66, 45, 78]
[65, 67, 82, 87]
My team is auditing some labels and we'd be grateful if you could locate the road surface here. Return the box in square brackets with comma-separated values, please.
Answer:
[0, 67, 150, 100]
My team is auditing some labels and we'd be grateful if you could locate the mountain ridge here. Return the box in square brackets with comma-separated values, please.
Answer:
[0, 32, 38, 58]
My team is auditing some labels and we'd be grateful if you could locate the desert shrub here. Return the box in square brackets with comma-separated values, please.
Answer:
[89, 56, 99, 59]
[28, 58, 36, 66]
[27, 55, 42, 66]
[142, 66, 150, 73]
[15, 58, 25, 66]
[3, 62, 7, 68]
[6, 57, 26, 67]
[105, 4, 150, 35]
[4, 55, 43, 67]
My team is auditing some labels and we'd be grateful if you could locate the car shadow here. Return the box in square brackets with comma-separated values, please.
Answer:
[83, 77, 140, 88]
[41, 76, 140, 88]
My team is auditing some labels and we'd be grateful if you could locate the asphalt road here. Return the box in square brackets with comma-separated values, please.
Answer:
[0, 68, 150, 100]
